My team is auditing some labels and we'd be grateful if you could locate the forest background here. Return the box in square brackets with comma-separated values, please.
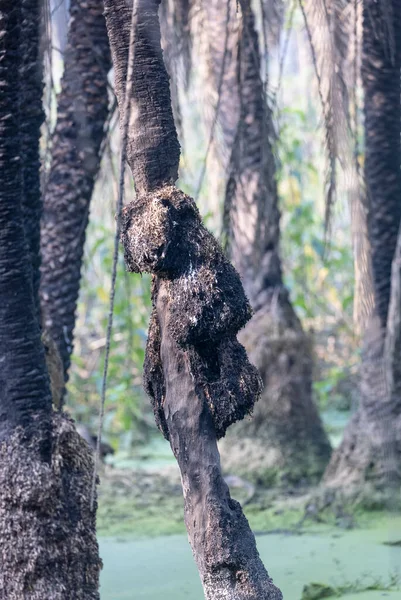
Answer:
[59, 3, 355, 450]
[2, 0, 396, 598]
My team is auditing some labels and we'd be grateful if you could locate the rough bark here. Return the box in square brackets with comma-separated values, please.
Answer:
[0, 0, 51, 447]
[20, 0, 45, 318]
[157, 281, 281, 600]
[324, 312, 400, 491]
[104, 0, 282, 597]
[0, 3, 102, 596]
[363, 0, 401, 330]
[0, 414, 102, 599]
[40, 0, 111, 382]
[103, 0, 180, 194]
[218, 0, 331, 485]
[324, 0, 401, 492]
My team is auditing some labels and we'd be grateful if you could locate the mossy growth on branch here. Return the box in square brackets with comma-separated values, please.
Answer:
[121, 185, 262, 440]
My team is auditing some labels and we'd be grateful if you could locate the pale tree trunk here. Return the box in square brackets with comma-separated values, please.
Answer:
[324, 0, 401, 492]
[40, 0, 110, 389]
[0, 2, 102, 596]
[104, 1, 282, 597]
[213, 0, 331, 485]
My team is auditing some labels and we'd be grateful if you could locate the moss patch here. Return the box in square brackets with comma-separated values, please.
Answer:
[97, 470, 185, 537]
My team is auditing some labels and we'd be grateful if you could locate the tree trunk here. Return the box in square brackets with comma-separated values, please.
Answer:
[0, 2, 102, 596]
[104, 1, 282, 597]
[20, 0, 45, 318]
[324, 0, 401, 492]
[0, 0, 51, 448]
[363, 0, 401, 331]
[217, 0, 331, 485]
[40, 0, 111, 384]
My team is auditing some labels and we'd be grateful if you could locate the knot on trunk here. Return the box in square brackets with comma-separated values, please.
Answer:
[121, 185, 262, 439]
[121, 186, 252, 345]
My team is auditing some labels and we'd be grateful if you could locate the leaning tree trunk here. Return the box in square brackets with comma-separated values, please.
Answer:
[0, 2, 102, 596]
[40, 0, 111, 388]
[104, 1, 282, 598]
[324, 0, 401, 492]
[211, 0, 330, 485]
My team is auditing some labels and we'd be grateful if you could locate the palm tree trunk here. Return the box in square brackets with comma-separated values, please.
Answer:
[0, 3, 102, 595]
[0, 0, 51, 448]
[217, 0, 331, 485]
[104, 1, 282, 597]
[20, 0, 45, 319]
[40, 0, 111, 384]
[363, 0, 401, 331]
[324, 0, 401, 491]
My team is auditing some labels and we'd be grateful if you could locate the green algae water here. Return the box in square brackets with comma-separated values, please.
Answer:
[99, 514, 401, 600]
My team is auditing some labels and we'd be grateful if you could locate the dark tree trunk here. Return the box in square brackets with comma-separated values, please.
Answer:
[0, 2, 102, 596]
[0, 0, 51, 448]
[104, 1, 282, 597]
[20, 0, 45, 318]
[104, 0, 180, 194]
[40, 0, 111, 384]
[363, 0, 401, 331]
[216, 0, 331, 485]
[324, 0, 401, 492]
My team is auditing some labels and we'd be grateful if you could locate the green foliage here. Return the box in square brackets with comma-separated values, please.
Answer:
[276, 107, 358, 411]
[277, 107, 354, 324]
[68, 217, 152, 449]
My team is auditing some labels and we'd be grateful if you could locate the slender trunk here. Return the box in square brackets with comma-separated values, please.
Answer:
[0, 3, 102, 596]
[40, 0, 111, 384]
[218, 0, 331, 485]
[104, 1, 282, 597]
[324, 0, 401, 491]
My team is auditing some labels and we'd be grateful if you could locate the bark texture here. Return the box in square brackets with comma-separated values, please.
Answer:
[0, 0, 52, 447]
[0, 414, 102, 599]
[157, 281, 281, 600]
[363, 0, 401, 330]
[20, 0, 45, 318]
[0, 3, 102, 596]
[324, 0, 401, 492]
[40, 0, 111, 382]
[105, 0, 282, 597]
[104, 0, 180, 194]
[217, 0, 331, 484]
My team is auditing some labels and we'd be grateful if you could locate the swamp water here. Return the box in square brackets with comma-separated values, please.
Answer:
[98, 416, 400, 599]
[99, 514, 401, 600]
